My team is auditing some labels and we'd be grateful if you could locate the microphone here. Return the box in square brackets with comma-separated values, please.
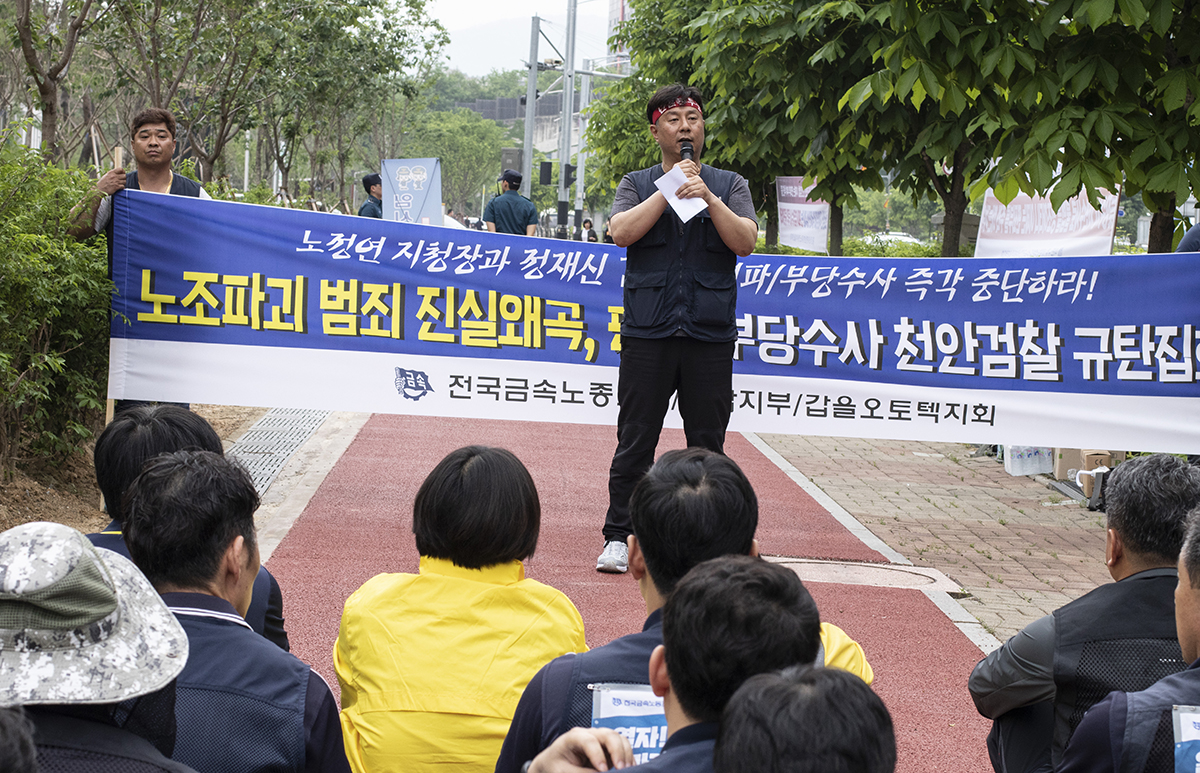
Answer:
[680, 142, 694, 161]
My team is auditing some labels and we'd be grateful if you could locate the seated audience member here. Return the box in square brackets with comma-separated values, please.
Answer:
[714, 666, 896, 773]
[335, 446, 587, 773]
[123, 451, 349, 773]
[497, 448, 873, 773]
[1058, 505, 1200, 773]
[0, 708, 36, 773]
[0, 521, 196, 772]
[90, 404, 289, 650]
[969, 453, 1200, 773]
[524, 555, 822, 773]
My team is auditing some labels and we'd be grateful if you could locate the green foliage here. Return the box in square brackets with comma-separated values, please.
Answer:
[752, 235, 948, 257]
[842, 188, 943, 241]
[405, 108, 506, 217]
[985, 0, 1200, 251]
[584, 76, 660, 199]
[427, 67, 561, 108]
[0, 129, 111, 472]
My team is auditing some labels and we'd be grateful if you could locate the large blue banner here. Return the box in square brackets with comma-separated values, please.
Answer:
[108, 191, 1200, 451]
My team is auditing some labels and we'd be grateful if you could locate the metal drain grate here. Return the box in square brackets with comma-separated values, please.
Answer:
[227, 408, 330, 496]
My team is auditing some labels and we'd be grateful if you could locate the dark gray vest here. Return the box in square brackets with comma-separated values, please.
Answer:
[621, 164, 742, 343]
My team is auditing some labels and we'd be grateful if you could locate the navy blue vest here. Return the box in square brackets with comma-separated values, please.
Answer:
[621, 165, 742, 343]
[556, 612, 664, 737]
[1052, 570, 1185, 766]
[169, 599, 309, 772]
[1118, 661, 1200, 773]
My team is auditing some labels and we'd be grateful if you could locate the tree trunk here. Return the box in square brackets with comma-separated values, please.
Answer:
[940, 193, 966, 257]
[1147, 195, 1176, 253]
[35, 82, 58, 160]
[829, 201, 843, 256]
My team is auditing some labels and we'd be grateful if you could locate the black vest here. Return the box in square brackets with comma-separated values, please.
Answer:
[621, 165, 742, 343]
[105, 171, 203, 273]
[1051, 569, 1185, 766]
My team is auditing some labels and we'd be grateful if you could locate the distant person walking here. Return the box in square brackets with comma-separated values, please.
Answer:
[484, 170, 538, 236]
[575, 218, 598, 242]
[358, 173, 383, 218]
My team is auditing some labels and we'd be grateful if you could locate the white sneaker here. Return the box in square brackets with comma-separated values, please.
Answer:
[596, 540, 629, 573]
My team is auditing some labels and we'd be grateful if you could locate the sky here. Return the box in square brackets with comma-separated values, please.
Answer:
[430, 0, 614, 78]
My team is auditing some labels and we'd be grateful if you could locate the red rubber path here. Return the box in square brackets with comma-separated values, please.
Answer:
[265, 414, 988, 773]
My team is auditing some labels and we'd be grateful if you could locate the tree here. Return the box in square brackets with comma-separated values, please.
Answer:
[988, 0, 1200, 252]
[14, 0, 99, 161]
[404, 108, 505, 217]
[693, 0, 890, 254]
[809, 0, 1042, 256]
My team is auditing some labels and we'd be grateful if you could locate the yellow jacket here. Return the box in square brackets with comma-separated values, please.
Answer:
[821, 621, 875, 685]
[334, 557, 586, 773]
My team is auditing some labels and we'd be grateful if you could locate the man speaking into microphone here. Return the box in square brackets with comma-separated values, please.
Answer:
[595, 84, 759, 574]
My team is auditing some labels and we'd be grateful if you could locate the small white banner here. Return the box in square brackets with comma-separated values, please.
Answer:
[777, 177, 830, 254]
[975, 189, 1119, 258]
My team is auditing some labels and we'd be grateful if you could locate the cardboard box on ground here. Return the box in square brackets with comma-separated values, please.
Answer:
[1053, 448, 1127, 497]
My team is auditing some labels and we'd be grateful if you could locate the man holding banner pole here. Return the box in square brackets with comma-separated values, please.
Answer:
[596, 84, 758, 573]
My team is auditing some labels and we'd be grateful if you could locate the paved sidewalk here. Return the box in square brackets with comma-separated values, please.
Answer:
[759, 434, 1110, 643]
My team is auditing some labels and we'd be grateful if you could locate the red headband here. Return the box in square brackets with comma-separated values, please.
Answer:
[651, 97, 703, 125]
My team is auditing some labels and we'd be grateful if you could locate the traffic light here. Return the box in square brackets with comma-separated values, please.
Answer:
[540, 161, 553, 186]
[564, 164, 577, 187]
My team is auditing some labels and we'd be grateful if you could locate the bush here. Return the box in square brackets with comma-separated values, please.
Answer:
[755, 236, 969, 258]
[0, 131, 111, 473]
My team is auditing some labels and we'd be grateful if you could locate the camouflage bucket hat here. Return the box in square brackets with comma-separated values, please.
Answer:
[0, 522, 188, 707]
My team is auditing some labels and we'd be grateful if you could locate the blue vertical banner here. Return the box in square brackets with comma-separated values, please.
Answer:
[107, 191, 1200, 452]
[381, 159, 442, 223]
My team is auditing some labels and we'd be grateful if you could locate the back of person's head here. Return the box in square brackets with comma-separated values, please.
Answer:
[630, 448, 757, 596]
[1105, 453, 1200, 563]
[130, 107, 177, 138]
[646, 84, 705, 124]
[413, 445, 540, 569]
[0, 709, 36, 773]
[714, 666, 896, 773]
[94, 405, 223, 526]
[124, 450, 259, 590]
[662, 555, 820, 724]
[363, 172, 382, 193]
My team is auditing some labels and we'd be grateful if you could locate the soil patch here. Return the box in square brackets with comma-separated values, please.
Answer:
[0, 404, 267, 534]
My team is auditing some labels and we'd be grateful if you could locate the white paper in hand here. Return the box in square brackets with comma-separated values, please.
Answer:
[654, 165, 708, 223]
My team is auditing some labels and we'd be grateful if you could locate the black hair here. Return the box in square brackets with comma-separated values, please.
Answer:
[1105, 453, 1200, 562]
[363, 173, 382, 193]
[646, 84, 704, 124]
[130, 107, 177, 139]
[124, 450, 259, 590]
[714, 666, 897, 773]
[661, 555, 820, 723]
[0, 708, 36, 773]
[94, 405, 224, 526]
[412, 446, 540, 569]
[1180, 506, 1200, 589]
[630, 448, 757, 596]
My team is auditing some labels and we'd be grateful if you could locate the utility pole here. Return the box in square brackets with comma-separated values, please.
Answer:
[555, 0, 577, 239]
[521, 17, 539, 199]
[574, 58, 591, 235]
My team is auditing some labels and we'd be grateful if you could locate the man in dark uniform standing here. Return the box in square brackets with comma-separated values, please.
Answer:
[596, 84, 758, 573]
[358, 173, 383, 218]
[483, 169, 539, 236]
